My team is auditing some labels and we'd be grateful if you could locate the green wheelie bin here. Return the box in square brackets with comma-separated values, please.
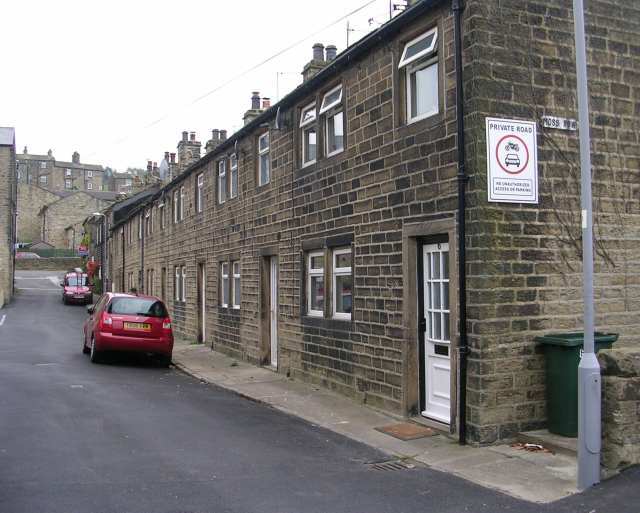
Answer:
[535, 332, 618, 437]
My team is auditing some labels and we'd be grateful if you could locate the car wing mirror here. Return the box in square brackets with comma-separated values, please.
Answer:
[86, 305, 95, 315]
[60, 282, 65, 287]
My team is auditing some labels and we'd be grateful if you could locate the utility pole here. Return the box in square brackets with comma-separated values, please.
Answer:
[573, 0, 601, 490]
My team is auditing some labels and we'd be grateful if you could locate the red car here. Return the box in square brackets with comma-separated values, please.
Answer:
[83, 293, 173, 366]
[61, 271, 92, 305]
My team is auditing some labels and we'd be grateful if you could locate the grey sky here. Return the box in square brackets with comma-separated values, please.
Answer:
[2, 0, 399, 171]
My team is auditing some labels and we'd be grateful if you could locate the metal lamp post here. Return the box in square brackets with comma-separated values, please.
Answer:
[572, 0, 601, 490]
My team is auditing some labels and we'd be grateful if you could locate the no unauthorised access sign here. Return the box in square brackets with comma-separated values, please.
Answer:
[486, 117, 538, 204]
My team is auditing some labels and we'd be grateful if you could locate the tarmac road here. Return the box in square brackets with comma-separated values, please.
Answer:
[0, 270, 637, 513]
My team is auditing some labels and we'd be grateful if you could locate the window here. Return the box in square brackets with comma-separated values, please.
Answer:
[87, 182, 93, 190]
[173, 190, 179, 223]
[39, 175, 47, 185]
[126, 179, 132, 186]
[232, 261, 240, 309]
[145, 209, 152, 236]
[138, 215, 142, 240]
[179, 186, 185, 220]
[65, 179, 72, 189]
[40, 162, 46, 169]
[300, 102, 317, 166]
[220, 262, 229, 307]
[159, 202, 165, 230]
[258, 132, 270, 186]
[196, 173, 204, 212]
[332, 248, 352, 320]
[399, 27, 439, 123]
[65, 168, 71, 176]
[218, 160, 227, 204]
[230, 154, 238, 199]
[87, 170, 93, 178]
[174, 265, 186, 302]
[307, 251, 324, 316]
[320, 85, 344, 157]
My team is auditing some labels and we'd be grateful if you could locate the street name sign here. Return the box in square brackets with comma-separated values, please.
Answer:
[486, 117, 539, 204]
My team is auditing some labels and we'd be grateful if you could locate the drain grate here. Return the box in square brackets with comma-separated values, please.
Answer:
[368, 459, 416, 472]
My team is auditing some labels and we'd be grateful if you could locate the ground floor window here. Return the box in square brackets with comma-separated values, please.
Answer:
[220, 262, 229, 307]
[305, 246, 352, 320]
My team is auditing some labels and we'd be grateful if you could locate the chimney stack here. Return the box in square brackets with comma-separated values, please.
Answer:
[47, 149, 53, 157]
[177, 130, 201, 174]
[169, 153, 176, 164]
[220, 129, 227, 141]
[190, 131, 196, 142]
[72, 151, 80, 164]
[326, 45, 337, 61]
[244, 91, 265, 126]
[164, 151, 170, 162]
[147, 160, 153, 173]
[23, 146, 28, 154]
[302, 43, 329, 82]
[182, 131, 188, 142]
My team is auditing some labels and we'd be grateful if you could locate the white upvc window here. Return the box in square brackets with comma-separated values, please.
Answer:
[220, 262, 229, 307]
[196, 173, 204, 213]
[399, 27, 439, 123]
[300, 102, 317, 167]
[39, 175, 47, 185]
[40, 162, 47, 169]
[307, 251, 324, 317]
[218, 160, 227, 204]
[65, 179, 72, 189]
[258, 132, 270, 186]
[65, 168, 71, 176]
[87, 182, 93, 190]
[232, 261, 241, 309]
[158, 202, 165, 230]
[332, 248, 352, 320]
[320, 85, 344, 157]
[181, 265, 186, 302]
[179, 186, 185, 220]
[174, 266, 180, 301]
[230, 154, 238, 199]
[173, 190, 179, 223]
[87, 170, 93, 178]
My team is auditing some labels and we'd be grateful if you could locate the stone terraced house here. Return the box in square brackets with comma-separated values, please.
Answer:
[106, 0, 639, 444]
[0, 127, 17, 308]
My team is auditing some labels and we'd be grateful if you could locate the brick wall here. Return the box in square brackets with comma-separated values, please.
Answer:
[107, 0, 639, 444]
[0, 141, 16, 308]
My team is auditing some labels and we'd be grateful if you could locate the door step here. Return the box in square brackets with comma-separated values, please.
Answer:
[517, 429, 577, 457]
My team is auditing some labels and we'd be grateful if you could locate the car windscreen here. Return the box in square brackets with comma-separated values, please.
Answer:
[66, 275, 87, 286]
[107, 297, 168, 318]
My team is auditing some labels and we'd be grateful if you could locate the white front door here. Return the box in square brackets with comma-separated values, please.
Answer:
[200, 265, 206, 343]
[422, 242, 451, 424]
[269, 257, 278, 368]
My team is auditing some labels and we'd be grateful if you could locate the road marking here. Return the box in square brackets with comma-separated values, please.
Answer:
[0, 315, 5, 326]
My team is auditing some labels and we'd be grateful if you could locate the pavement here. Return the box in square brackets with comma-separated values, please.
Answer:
[172, 340, 580, 504]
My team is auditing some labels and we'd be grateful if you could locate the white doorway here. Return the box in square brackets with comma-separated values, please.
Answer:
[421, 242, 451, 424]
[197, 263, 206, 344]
[269, 257, 278, 368]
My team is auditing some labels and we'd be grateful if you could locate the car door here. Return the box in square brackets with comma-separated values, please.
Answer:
[86, 295, 106, 343]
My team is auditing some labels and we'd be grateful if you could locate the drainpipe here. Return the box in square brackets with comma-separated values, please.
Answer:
[453, 0, 468, 445]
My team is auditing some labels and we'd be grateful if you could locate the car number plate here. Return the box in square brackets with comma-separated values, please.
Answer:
[124, 322, 151, 331]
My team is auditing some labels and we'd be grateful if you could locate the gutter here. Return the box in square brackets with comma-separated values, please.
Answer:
[452, 0, 468, 445]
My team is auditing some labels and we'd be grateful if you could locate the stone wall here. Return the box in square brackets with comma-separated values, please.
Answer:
[17, 183, 61, 243]
[15, 257, 84, 271]
[0, 140, 17, 308]
[599, 348, 640, 470]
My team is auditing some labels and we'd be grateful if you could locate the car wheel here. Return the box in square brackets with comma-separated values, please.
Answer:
[158, 354, 172, 368]
[89, 337, 102, 364]
[82, 331, 90, 354]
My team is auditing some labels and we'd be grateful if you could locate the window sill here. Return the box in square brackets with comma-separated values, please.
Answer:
[301, 315, 353, 331]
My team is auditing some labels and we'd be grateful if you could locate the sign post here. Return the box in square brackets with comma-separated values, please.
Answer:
[573, 0, 601, 490]
[485, 117, 538, 204]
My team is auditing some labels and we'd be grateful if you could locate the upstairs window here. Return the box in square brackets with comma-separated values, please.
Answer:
[399, 27, 439, 123]
[218, 160, 227, 204]
[87, 170, 93, 178]
[158, 202, 165, 230]
[258, 132, 270, 186]
[40, 162, 47, 169]
[320, 85, 344, 157]
[179, 186, 185, 220]
[65, 168, 71, 177]
[230, 154, 238, 199]
[299, 102, 317, 166]
[196, 173, 204, 213]
[173, 190, 179, 223]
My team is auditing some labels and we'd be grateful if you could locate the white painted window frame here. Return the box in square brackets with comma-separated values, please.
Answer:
[405, 57, 439, 124]
[218, 160, 227, 204]
[258, 132, 270, 186]
[220, 262, 229, 308]
[230, 154, 238, 199]
[398, 26, 438, 69]
[307, 250, 324, 317]
[181, 265, 187, 303]
[300, 102, 317, 167]
[232, 261, 241, 309]
[332, 247, 352, 320]
[196, 173, 204, 212]
[324, 108, 344, 157]
[179, 186, 185, 220]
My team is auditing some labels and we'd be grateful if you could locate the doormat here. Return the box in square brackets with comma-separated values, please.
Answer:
[375, 422, 437, 441]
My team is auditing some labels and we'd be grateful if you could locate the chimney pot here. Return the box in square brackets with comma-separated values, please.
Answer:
[312, 43, 325, 61]
[164, 152, 170, 160]
[169, 153, 176, 163]
[212, 128, 220, 141]
[147, 160, 152, 171]
[220, 130, 227, 141]
[326, 45, 337, 61]
[251, 91, 261, 110]
[262, 98, 271, 109]
[182, 131, 188, 142]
